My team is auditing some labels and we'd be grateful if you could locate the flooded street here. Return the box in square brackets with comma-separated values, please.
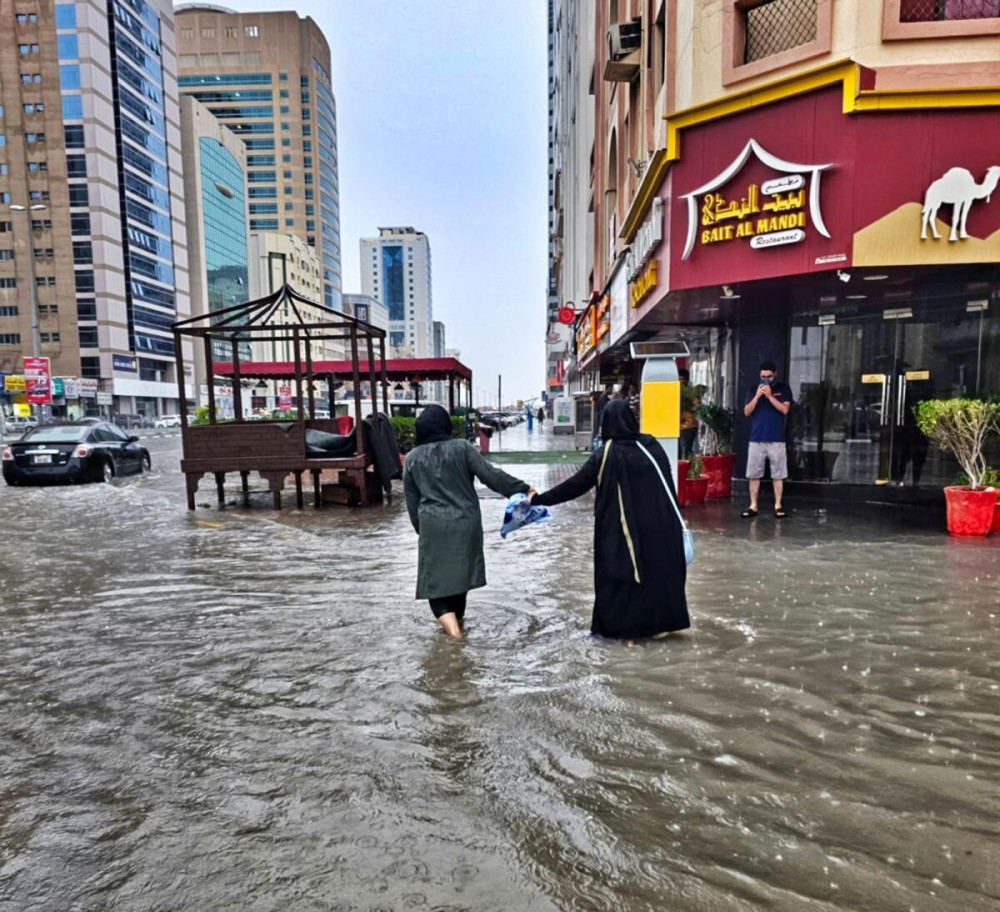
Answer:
[2, 430, 999, 911]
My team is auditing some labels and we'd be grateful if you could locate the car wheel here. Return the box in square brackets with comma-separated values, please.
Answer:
[101, 460, 115, 484]
[4, 477, 17, 486]
[142, 453, 152, 472]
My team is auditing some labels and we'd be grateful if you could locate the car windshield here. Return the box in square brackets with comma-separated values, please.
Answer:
[22, 426, 89, 444]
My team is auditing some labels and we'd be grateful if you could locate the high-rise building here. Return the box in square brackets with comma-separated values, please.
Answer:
[0, 3, 80, 392]
[1, 0, 193, 420]
[174, 7, 342, 311]
[342, 293, 389, 334]
[180, 95, 250, 398]
[359, 227, 433, 359]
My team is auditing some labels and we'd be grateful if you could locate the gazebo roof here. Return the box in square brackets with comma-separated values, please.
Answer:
[171, 283, 384, 342]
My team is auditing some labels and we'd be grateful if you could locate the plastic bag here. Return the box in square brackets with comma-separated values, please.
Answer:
[500, 493, 551, 539]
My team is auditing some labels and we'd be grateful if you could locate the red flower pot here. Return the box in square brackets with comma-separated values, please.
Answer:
[702, 454, 735, 499]
[684, 475, 709, 505]
[677, 459, 690, 505]
[992, 500, 1000, 535]
[943, 486, 997, 537]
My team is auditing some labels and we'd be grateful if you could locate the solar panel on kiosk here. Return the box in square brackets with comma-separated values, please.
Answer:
[629, 341, 690, 359]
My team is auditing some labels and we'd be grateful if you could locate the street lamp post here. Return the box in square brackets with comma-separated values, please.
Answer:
[9, 204, 47, 421]
[9, 204, 46, 359]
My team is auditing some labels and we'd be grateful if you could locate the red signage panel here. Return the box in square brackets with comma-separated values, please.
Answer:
[23, 356, 52, 406]
[666, 85, 1000, 289]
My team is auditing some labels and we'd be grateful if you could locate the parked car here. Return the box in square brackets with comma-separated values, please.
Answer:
[3, 415, 39, 436]
[113, 413, 155, 429]
[2, 421, 151, 486]
[154, 414, 183, 428]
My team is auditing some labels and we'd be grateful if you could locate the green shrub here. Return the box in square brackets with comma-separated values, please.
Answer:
[914, 399, 1000, 490]
[687, 454, 705, 479]
[391, 416, 416, 452]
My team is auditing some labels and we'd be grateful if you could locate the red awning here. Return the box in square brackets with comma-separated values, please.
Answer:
[212, 357, 472, 382]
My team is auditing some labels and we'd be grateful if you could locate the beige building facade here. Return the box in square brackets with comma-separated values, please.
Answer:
[552, 0, 1000, 501]
[175, 6, 342, 311]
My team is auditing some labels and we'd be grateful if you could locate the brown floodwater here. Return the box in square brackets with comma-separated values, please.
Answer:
[1, 433, 998, 911]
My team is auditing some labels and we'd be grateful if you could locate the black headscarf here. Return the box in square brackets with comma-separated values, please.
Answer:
[601, 398, 640, 441]
[416, 404, 454, 445]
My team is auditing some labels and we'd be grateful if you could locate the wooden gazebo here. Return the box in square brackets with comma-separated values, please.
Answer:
[172, 284, 390, 510]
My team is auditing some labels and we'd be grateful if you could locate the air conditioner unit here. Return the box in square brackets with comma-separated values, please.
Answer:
[608, 19, 641, 60]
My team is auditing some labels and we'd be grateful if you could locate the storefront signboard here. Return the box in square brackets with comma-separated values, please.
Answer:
[23, 357, 52, 405]
[630, 260, 658, 308]
[4, 374, 25, 393]
[79, 379, 98, 398]
[626, 197, 663, 281]
[595, 294, 611, 350]
[664, 84, 1000, 289]
[96, 391, 113, 406]
[63, 380, 81, 400]
[112, 354, 138, 373]
[679, 140, 832, 262]
[575, 303, 597, 359]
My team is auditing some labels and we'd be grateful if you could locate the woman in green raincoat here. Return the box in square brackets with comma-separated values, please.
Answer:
[403, 405, 533, 638]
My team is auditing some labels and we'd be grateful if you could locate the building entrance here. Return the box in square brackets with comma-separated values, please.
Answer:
[787, 298, 998, 489]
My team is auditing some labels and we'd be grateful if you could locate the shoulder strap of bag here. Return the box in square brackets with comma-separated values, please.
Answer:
[635, 441, 687, 530]
[597, 439, 612, 487]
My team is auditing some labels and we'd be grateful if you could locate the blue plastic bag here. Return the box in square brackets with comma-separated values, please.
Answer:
[500, 493, 551, 539]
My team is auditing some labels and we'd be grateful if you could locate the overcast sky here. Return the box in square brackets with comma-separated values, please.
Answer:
[222, 0, 549, 405]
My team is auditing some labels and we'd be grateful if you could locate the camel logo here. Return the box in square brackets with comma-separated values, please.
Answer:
[921, 166, 1000, 242]
[679, 139, 833, 260]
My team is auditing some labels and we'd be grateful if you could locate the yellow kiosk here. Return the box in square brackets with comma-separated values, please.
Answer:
[631, 341, 689, 486]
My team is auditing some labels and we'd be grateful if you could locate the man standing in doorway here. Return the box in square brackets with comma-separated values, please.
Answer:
[742, 360, 793, 519]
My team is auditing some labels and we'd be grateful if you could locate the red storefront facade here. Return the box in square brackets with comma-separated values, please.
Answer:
[609, 63, 1000, 501]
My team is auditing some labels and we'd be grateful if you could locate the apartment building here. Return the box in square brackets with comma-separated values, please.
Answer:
[555, 0, 1000, 501]
[360, 227, 434, 359]
[175, 6, 342, 310]
[1, 0, 193, 420]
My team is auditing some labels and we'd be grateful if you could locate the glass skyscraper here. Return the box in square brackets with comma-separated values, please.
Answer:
[54, 0, 191, 417]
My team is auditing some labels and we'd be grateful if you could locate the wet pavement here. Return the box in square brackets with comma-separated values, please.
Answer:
[1, 432, 999, 911]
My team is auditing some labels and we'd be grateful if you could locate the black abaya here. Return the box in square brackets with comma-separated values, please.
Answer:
[533, 402, 689, 638]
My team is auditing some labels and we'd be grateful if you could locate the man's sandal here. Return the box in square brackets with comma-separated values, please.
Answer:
[741, 508, 758, 518]
[774, 508, 788, 519]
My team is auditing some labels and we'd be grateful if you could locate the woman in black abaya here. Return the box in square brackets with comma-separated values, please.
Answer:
[531, 400, 689, 639]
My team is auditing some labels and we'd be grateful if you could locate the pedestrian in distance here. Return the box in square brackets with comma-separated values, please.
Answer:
[594, 384, 614, 449]
[742, 360, 793, 519]
[403, 404, 534, 639]
[530, 400, 690, 642]
[678, 368, 700, 458]
[537, 406, 546, 426]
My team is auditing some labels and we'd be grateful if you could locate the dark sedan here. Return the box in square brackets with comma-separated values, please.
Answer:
[2, 422, 151, 486]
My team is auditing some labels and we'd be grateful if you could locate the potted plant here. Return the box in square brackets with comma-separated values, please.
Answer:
[914, 399, 1000, 536]
[676, 458, 690, 505]
[696, 401, 735, 498]
[683, 454, 709, 505]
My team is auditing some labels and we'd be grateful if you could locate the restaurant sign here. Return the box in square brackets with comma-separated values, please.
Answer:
[626, 197, 663, 281]
[679, 139, 832, 260]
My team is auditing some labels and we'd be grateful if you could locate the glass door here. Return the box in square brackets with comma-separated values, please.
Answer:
[789, 297, 999, 489]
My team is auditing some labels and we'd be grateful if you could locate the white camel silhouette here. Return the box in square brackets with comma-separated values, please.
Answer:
[921, 166, 1000, 242]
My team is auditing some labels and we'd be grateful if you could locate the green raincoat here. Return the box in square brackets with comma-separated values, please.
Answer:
[403, 439, 529, 600]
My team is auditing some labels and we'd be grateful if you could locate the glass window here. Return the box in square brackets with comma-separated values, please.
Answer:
[244, 25, 258, 37]
[60, 64, 81, 90]
[62, 95, 83, 119]
[58, 35, 79, 59]
[68, 185, 89, 206]
[64, 124, 85, 148]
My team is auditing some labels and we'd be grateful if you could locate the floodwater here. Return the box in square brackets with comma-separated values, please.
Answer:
[1, 429, 999, 912]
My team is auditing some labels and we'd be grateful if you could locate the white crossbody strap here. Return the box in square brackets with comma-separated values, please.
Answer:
[636, 441, 687, 530]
